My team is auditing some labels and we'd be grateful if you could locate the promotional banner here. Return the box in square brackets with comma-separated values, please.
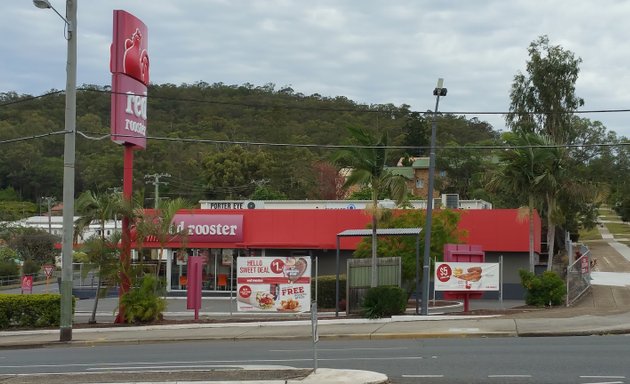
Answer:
[237, 256, 311, 313]
[434, 262, 500, 291]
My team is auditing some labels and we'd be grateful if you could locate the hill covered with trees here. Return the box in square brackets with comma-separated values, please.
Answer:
[0, 78, 628, 230]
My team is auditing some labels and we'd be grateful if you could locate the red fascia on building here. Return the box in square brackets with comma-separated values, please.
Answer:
[138, 208, 541, 254]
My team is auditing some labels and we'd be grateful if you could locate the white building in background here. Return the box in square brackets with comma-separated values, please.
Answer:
[6, 216, 121, 243]
[200, 194, 492, 211]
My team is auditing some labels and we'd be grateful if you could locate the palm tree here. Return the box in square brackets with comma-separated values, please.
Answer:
[79, 232, 121, 324]
[487, 132, 551, 272]
[74, 190, 123, 324]
[134, 197, 193, 271]
[334, 126, 409, 287]
[489, 131, 598, 272]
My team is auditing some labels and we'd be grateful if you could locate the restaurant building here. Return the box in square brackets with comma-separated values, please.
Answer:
[136, 205, 541, 300]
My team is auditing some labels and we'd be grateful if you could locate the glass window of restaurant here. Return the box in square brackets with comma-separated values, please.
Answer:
[169, 248, 238, 292]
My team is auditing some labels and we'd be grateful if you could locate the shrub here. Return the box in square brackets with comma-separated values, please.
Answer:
[119, 274, 166, 324]
[311, 274, 346, 309]
[21, 259, 40, 276]
[519, 269, 565, 307]
[0, 260, 19, 279]
[361, 285, 407, 319]
[0, 294, 75, 329]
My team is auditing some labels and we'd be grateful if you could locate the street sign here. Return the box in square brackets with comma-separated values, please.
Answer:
[21, 275, 33, 294]
[43, 265, 55, 278]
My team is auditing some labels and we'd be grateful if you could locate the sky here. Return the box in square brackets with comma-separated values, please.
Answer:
[2, 0, 630, 138]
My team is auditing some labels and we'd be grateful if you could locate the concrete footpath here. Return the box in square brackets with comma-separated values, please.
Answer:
[2, 285, 630, 384]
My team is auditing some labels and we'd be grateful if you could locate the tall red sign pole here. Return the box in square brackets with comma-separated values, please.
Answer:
[110, 10, 149, 323]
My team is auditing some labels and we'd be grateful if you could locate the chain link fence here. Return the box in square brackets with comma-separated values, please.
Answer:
[566, 244, 591, 306]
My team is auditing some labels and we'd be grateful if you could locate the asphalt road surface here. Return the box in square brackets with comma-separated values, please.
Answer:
[1, 336, 629, 383]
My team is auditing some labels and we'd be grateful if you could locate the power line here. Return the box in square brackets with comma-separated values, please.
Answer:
[78, 130, 630, 151]
[0, 130, 66, 145]
[4, 87, 630, 117]
[0, 90, 65, 107]
[2, 127, 629, 151]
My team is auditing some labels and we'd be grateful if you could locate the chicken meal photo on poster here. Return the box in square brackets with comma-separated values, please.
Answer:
[434, 262, 500, 291]
[236, 256, 311, 312]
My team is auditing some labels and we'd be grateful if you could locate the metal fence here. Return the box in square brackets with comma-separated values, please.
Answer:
[346, 257, 402, 314]
[0, 272, 49, 288]
[72, 263, 99, 287]
[566, 244, 591, 306]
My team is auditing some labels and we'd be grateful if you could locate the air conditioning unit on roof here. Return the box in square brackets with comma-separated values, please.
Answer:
[442, 194, 459, 209]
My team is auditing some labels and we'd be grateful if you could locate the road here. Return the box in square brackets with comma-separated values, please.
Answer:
[1, 336, 629, 383]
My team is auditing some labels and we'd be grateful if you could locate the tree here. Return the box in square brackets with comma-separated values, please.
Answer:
[487, 132, 551, 272]
[309, 161, 345, 200]
[74, 190, 123, 324]
[249, 185, 287, 200]
[506, 36, 598, 270]
[202, 145, 272, 199]
[121, 197, 191, 324]
[353, 209, 463, 290]
[9, 228, 58, 266]
[334, 126, 409, 287]
[437, 142, 496, 199]
[507, 35, 584, 144]
[79, 233, 121, 324]
[133, 197, 193, 275]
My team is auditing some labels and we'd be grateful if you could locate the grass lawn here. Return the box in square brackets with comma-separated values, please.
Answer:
[605, 221, 630, 233]
[579, 226, 601, 241]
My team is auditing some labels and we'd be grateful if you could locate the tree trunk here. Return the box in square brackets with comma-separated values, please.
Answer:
[371, 210, 378, 288]
[528, 195, 535, 273]
[546, 194, 556, 272]
[370, 188, 379, 288]
[89, 266, 101, 324]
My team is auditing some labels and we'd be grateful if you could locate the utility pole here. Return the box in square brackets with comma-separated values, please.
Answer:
[41, 196, 56, 234]
[421, 78, 447, 316]
[145, 173, 171, 209]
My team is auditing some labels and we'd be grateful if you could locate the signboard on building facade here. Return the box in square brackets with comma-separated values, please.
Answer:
[110, 10, 149, 149]
[434, 262, 500, 291]
[236, 256, 311, 313]
[171, 214, 244, 243]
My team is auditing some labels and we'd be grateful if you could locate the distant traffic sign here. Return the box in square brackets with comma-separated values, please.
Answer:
[43, 265, 55, 278]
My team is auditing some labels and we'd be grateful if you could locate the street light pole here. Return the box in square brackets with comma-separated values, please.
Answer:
[34, 0, 77, 341]
[421, 78, 447, 316]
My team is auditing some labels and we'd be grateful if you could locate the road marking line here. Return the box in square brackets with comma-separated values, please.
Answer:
[488, 374, 532, 378]
[579, 381, 623, 384]
[580, 376, 625, 379]
[87, 356, 426, 371]
[402, 374, 444, 378]
[269, 347, 408, 352]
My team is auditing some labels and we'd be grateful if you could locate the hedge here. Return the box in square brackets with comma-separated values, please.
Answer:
[311, 274, 346, 309]
[0, 294, 75, 329]
[361, 286, 407, 319]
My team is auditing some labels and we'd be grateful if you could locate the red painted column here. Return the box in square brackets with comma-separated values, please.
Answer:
[116, 144, 135, 323]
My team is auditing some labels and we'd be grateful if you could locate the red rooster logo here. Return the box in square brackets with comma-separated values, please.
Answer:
[122, 28, 149, 85]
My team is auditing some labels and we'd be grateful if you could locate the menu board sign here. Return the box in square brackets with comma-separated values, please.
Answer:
[237, 256, 311, 313]
[434, 262, 500, 291]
